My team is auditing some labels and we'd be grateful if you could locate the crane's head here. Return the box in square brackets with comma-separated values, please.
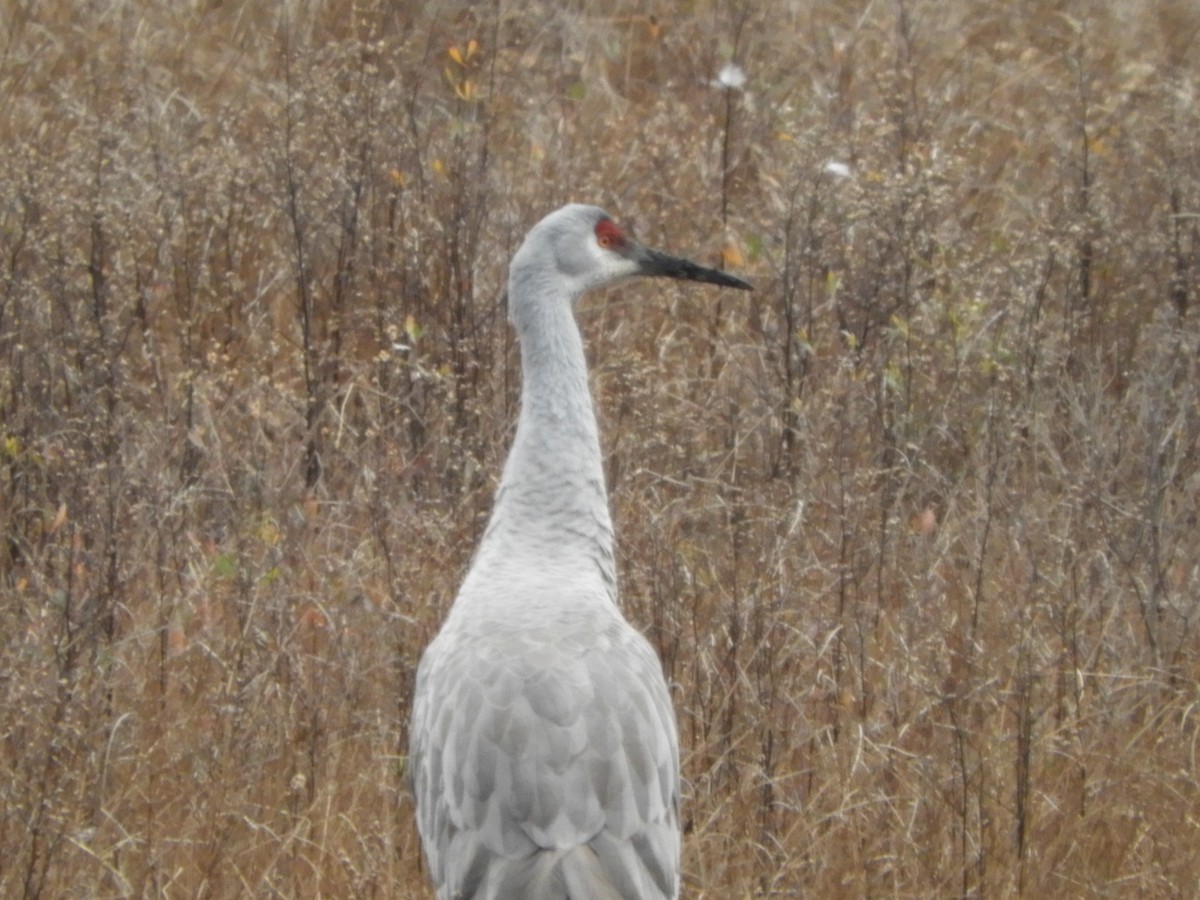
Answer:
[509, 205, 752, 315]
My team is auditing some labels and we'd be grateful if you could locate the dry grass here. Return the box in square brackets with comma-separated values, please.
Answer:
[2, 0, 1199, 896]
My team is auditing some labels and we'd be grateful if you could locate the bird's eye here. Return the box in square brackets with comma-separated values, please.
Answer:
[594, 218, 627, 251]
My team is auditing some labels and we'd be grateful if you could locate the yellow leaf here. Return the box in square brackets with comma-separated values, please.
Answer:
[47, 503, 68, 536]
[466, 38, 479, 60]
[257, 515, 280, 547]
[448, 45, 464, 66]
[721, 242, 745, 269]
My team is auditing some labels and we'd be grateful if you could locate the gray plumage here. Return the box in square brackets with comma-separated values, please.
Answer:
[408, 204, 751, 900]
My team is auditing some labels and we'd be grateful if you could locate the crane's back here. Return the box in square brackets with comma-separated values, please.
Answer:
[409, 586, 680, 899]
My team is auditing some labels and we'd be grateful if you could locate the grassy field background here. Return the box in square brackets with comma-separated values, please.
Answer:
[2, 0, 1199, 896]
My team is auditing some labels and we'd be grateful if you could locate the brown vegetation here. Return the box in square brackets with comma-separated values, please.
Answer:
[2, 0, 1199, 896]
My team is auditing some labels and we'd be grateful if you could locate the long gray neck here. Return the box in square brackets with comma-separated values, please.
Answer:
[475, 287, 617, 599]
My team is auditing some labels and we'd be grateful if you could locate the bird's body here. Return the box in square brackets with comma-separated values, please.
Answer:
[409, 204, 751, 900]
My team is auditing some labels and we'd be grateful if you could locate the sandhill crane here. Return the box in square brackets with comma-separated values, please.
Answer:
[408, 204, 752, 899]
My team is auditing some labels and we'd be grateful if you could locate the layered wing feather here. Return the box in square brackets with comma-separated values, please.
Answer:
[410, 599, 679, 900]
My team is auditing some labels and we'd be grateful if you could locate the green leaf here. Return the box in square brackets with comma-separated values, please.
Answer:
[213, 553, 238, 579]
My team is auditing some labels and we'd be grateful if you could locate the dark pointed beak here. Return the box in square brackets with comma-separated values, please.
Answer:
[633, 244, 753, 291]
